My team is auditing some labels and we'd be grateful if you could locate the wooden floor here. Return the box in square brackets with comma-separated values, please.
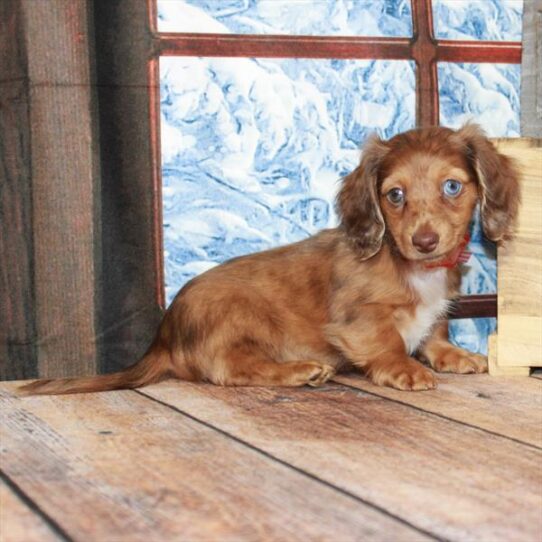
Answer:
[1, 373, 541, 542]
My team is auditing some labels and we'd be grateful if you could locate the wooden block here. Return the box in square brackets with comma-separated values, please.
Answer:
[497, 316, 542, 366]
[493, 140, 542, 370]
[492, 137, 542, 149]
[488, 333, 531, 376]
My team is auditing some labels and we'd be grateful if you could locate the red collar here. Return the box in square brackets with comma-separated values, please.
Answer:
[424, 233, 471, 269]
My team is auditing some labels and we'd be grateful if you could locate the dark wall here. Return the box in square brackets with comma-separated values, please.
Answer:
[93, 0, 163, 374]
[0, 1, 37, 379]
[0, 0, 163, 380]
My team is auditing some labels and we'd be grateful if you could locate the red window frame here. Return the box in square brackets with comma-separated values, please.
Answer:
[146, 0, 522, 317]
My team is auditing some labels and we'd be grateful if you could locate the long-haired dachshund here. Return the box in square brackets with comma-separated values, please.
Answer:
[22, 124, 520, 395]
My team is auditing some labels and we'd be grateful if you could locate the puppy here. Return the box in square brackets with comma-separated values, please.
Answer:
[21, 124, 520, 395]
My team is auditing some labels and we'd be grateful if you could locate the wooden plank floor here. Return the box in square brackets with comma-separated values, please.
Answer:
[1, 374, 541, 542]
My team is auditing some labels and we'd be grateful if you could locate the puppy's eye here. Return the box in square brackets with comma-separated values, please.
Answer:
[442, 179, 463, 197]
[386, 188, 405, 206]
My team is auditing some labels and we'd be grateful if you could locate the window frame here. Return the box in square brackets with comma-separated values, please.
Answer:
[146, 0, 522, 318]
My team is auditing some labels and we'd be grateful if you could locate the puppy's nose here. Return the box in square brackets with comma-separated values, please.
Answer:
[412, 230, 440, 253]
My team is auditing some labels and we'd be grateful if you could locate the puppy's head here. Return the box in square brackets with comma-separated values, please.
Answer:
[337, 124, 521, 262]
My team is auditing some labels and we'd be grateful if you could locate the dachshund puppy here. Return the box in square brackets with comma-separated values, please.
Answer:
[21, 124, 520, 395]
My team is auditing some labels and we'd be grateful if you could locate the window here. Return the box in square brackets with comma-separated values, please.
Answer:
[148, 0, 522, 354]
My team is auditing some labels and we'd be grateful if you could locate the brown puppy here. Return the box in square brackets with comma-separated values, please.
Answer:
[21, 124, 520, 395]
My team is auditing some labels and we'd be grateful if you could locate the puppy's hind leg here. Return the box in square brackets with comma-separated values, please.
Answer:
[213, 347, 335, 387]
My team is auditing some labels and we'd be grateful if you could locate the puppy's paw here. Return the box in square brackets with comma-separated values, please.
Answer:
[371, 359, 437, 391]
[305, 363, 336, 387]
[391, 365, 437, 391]
[431, 347, 488, 374]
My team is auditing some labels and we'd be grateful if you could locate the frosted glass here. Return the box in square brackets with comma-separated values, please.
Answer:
[157, 0, 413, 36]
[439, 63, 521, 137]
[161, 56, 415, 303]
[433, 0, 523, 41]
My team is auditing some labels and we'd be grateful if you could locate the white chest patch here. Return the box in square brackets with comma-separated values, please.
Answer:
[399, 269, 450, 355]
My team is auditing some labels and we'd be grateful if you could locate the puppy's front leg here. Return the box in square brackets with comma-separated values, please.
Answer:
[420, 321, 488, 374]
[327, 310, 436, 391]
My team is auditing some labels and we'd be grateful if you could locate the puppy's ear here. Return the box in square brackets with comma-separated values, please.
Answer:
[337, 134, 388, 259]
[457, 124, 521, 242]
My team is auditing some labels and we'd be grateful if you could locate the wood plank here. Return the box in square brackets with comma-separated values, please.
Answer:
[492, 137, 542, 148]
[498, 316, 542, 366]
[494, 141, 542, 368]
[0, 383, 428, 542]
[333, 372, 542, 447]
[0, 478, 61, 542]
[140, 380, 542, 542]
[488, 334, 530, 376]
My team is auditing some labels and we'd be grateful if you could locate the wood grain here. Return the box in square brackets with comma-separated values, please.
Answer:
[491, 137, 542, 148]
[140, 380, 542, 542]
[0, 382, 427, 542]
[0, 478, 60, 542]
[494, 141, 542, 368]
[333, 372, 542, 447]
[488, 334, 530, 376]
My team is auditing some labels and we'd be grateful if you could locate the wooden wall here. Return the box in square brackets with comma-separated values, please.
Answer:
[0, 0, 162, 380]
[521, 0, 542, 137]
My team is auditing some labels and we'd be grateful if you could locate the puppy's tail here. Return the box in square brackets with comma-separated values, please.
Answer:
[18, 348, 172, 396]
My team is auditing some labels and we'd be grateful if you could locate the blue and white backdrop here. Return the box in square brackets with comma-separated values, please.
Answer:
[158, 0, 523, 354]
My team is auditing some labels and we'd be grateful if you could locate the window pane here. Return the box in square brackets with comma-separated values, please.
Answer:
[450, 317, 495, 356]
[439, 63, 520, 137]
[450, 210, 497, 354]
[160, 56, 415, 303]
[433, 0, 523, 41]
[157, 0, 413, 36]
